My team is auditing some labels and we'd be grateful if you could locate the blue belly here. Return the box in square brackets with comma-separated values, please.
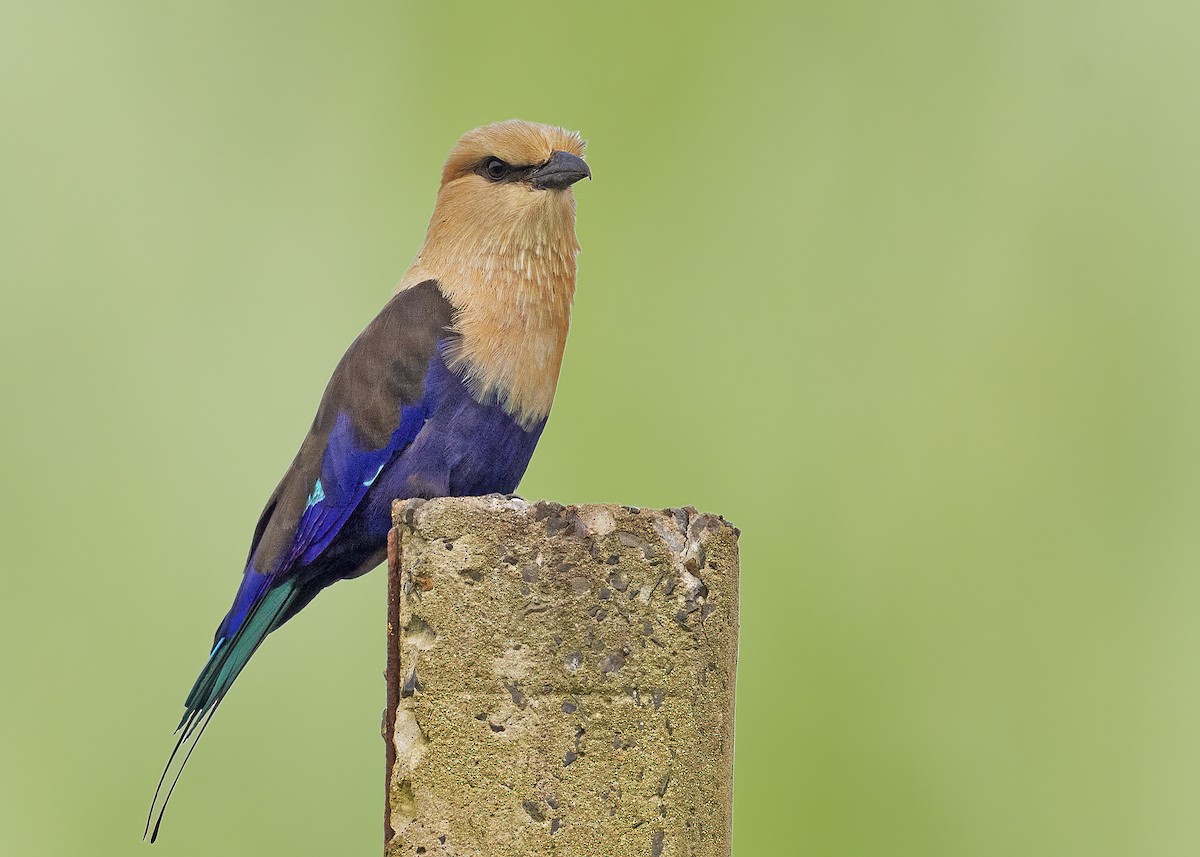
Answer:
[377, 347, 546, 499]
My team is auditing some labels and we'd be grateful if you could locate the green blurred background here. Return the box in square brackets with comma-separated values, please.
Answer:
[3, 1, 1199, 854]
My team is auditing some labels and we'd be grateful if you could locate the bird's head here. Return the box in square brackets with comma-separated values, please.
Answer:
[399, 120, 589, 426]
[402, 120, 589, 294]
[439, 119, 590, 196]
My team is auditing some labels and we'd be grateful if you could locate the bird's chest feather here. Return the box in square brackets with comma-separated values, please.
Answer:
[373, 343, 546, 503]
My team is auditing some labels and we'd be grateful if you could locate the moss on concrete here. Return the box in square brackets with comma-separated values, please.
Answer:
[385, 495, 739, 857]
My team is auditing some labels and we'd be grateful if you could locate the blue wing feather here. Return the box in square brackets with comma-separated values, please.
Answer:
[293, 403, 428, 566]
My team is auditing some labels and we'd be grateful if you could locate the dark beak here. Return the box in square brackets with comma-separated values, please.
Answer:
[531, 150, 592, 190]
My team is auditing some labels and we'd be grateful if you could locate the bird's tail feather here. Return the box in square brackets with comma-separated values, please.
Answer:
[145, 578, 300, 843]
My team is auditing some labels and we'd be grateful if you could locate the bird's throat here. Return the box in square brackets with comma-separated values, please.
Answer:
[397, 196, 578, 428]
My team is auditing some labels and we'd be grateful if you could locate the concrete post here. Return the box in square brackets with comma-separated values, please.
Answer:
[384, 495, 739, 857]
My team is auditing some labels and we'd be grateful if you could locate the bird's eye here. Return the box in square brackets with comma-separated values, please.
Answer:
[483, 157, 509, 181]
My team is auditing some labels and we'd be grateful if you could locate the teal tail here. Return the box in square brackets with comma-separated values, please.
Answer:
[145, 578, 301, 843]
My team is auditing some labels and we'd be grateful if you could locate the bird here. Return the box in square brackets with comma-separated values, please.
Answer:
[146, 119, 590, 841]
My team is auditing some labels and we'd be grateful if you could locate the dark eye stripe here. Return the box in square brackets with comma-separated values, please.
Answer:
[475, 157, 536, 184]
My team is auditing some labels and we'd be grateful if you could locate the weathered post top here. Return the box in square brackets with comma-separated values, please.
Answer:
[385, 495, 739, 857]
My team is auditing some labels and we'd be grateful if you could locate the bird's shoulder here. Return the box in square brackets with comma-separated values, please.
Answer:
[246, 280, 456, 573]
[314, 279, 456, 443]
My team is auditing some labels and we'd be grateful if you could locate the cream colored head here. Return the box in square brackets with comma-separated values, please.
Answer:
[398, 120, 591, 427]
[438, 120, 587, 189]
